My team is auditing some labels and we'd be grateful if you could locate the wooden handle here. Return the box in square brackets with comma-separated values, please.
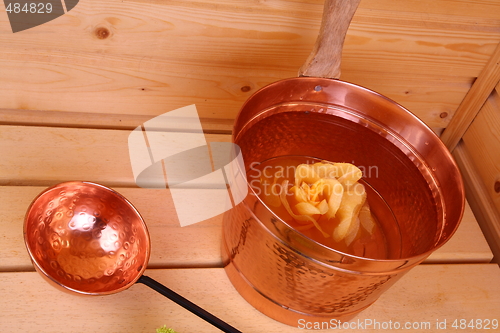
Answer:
[299, 0, 361, 79]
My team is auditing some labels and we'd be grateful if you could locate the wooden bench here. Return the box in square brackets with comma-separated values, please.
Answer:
[0, 124, 498, 332]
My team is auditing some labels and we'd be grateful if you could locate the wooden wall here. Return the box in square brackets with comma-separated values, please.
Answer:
[462, 83, 500, 214]
[1, 0, 500, 133]
[1, 0, 500, 258]
[454, 81, 500, 262]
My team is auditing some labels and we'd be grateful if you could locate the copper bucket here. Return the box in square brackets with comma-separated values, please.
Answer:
[222, 0, 464, 327]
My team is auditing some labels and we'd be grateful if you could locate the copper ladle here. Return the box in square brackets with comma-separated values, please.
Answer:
[24, 181, 241, 333]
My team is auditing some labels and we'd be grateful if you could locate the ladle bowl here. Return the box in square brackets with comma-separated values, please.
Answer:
[24, 181, 150, 295]
[24, 181, 241, 333]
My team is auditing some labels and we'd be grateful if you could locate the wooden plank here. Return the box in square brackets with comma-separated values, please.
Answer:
[440, 42, 500, 151]
[1, 0, 499, 130]
[0, 264, 499, 332]
[459, 88, 500, 262]
[0, 125, 230, 187]
[1, 185, 491, 272]
[462, 90, 500, 210]
[0, 186, 224, 272]
[454, 143, 500, 264]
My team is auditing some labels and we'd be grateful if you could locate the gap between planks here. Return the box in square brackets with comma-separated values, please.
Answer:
[0, 109, 234, 135]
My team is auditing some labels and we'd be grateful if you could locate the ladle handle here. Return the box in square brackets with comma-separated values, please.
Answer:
[298, 0, 361, 79]
[137, 275, 242, 333]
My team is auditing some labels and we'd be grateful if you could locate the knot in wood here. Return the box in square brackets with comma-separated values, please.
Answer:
[95, 27, 110, 39]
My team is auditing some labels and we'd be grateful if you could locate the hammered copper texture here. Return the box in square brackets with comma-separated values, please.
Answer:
[24, 182, 150, 295]
[237, 111, 439, 257]
[223, 199, 403, 323]
[223, 77, 464, 325]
